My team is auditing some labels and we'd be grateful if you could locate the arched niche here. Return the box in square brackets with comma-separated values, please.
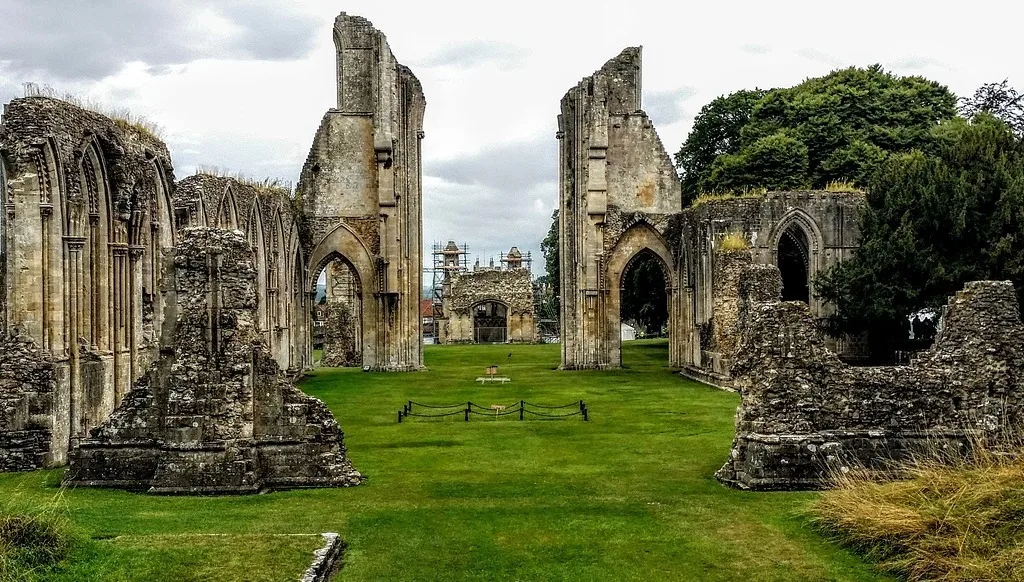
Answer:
[246, 198, 269, 333]
[218, 185, 240, 230]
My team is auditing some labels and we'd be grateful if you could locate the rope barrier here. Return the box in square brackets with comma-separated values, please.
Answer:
[398, 400, 588, 423]
[522, 400, 583, 409]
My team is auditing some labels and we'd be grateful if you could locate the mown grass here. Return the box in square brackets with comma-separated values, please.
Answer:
[0, 341, 890, 581]
[813, 448, 1024, 581]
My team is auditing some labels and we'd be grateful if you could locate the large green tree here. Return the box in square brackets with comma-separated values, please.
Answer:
[816, 113, 1024, 356]
[539, 209, 560, 321]
[674, 89, 766, 205]
[679, 66, 957, 197]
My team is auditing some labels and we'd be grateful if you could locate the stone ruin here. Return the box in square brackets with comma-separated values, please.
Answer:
[437, 246, 537, 344]
[0, 11, 425, 474]
[716, 264, 1024, 490]
[320, 260, 360, 367]
[66, 228, 362, 493]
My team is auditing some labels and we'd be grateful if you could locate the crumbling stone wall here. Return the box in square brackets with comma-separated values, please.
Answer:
[173, 174, 308, 372]
[66, 228, 362, 493]
[297, 12, 425, 371]
[717, 266, 1024, 490]
[0, 96, 177, 466]
[321, 302, 358, 366]
[557, 47, 683, 369]
[0, 335, 55, 471]
[441, 268, 536, 343]
[679, 191, 864, 386]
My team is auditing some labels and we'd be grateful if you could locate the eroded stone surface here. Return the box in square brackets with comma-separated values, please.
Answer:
[65, 228, 362, 493]
[717, 266, 1024, 490]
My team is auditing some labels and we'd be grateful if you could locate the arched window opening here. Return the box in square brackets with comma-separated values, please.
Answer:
[778, 224, 810, 303]
[311, 254, 362, 367]
[0, 156, 7, 334]
[620, 249, 668, 339]
[473, 301, 508, 343]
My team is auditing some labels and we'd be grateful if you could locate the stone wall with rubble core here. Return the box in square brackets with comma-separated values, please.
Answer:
[0, 334, 55, 471]
[716, 265, 1024, 490]
[66, 227, 362, 494]
[441, 268, 536, 344]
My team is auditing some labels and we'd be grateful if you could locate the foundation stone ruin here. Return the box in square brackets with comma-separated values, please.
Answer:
[716, 264, 1024, 490]
[66, 228, 362, 493]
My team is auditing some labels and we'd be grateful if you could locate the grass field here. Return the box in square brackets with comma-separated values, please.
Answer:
[0, 340, 891, 581]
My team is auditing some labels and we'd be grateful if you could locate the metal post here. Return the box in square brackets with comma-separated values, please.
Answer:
[519, 400, 524, 420]
[464, 407, 469, 422]
[583, 407, 588, 421]
[398, 410, 403, 423]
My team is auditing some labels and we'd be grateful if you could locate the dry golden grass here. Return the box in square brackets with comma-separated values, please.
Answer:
[824, 180, 864, 193]
[22, 82, 164, 140]
[195, 166, 292, 195]
[690, 188, 767, 208]
[812, 447, 1024, 582]
[719, 231, 750, 251]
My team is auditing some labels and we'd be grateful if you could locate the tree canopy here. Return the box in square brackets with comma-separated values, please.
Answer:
[675, 65, 957, 200]
[815, 113, 1024, 356]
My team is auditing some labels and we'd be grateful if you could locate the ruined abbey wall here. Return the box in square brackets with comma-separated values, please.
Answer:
[678, 191, 863, 386]
[717, 266, 1024, 490]
[0, 97, 177, 466]
[67, 228, 362, 493]
[173, 175, 308, 372]
[557, 47, 684, 369]
[296, 13, 425, 371]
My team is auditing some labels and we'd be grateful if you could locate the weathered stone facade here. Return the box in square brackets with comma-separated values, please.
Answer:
[557, 48, 684, 369]
[173, 175, 308, 372]
[0, 97, 178, 466]
[66, 228, 362, 493]
[297, 13, 425, 371]
[678, 191, 864, 386]
[717, 265, 1024, 490]
[440, 265, 536, 344]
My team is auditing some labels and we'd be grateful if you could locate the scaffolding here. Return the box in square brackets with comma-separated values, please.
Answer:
[426, 241, 469, 343]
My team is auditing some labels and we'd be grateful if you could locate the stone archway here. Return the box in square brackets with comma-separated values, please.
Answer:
[769, 209, 824, 313]
[308, 224, 378, 369]
[603, 224, 676, 368]
[472, 300, 509, 343]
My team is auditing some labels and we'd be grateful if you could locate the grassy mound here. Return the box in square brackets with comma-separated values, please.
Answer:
[0, 506, 77, 581]
[812, 450, 1024, 581]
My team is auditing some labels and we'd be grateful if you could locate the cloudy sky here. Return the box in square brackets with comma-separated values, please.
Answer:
[1, 0, 1021, 276]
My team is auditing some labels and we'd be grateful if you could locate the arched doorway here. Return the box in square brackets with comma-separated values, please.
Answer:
[619, 249, 669, 367]
[313, 256, 363, 367]
[473, 301, 508, 343]
[778, 224, 810, 303]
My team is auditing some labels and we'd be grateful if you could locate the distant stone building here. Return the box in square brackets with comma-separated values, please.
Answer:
[438, 246, 536, 344]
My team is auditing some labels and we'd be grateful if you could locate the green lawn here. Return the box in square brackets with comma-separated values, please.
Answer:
[0, 340, 891, 581]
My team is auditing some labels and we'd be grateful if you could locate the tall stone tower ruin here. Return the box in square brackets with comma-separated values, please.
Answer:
[296, 13, 425, 371]
[557, 48, 684, 369]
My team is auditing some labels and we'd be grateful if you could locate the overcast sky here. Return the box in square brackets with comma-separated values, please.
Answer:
[1, 0, 1021, 276]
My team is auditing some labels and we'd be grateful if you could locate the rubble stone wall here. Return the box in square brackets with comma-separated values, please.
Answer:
[66, 228, 362, 493]
[717, 266, 1024, 490]
[0, 335, 55, 471]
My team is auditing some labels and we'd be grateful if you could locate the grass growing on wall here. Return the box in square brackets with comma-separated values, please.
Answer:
[0, 342, 892, 581]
